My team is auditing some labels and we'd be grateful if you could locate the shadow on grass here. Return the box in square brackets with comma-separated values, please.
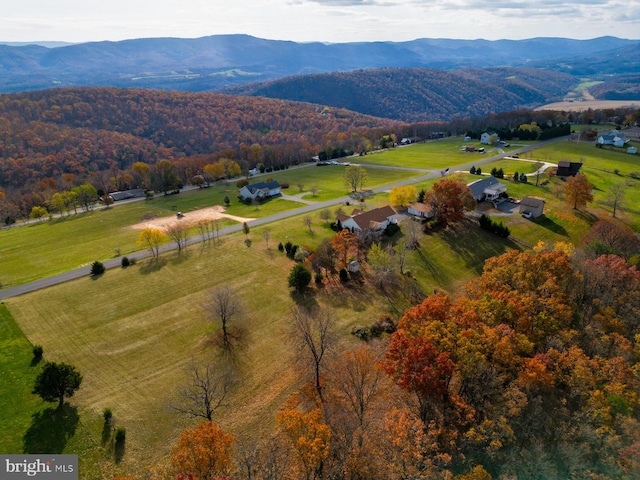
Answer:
[534, 216, 569, 236]
[30, 356, 44, 367]
[23, 404, 79, 453]
[573, 209, 599, 225]
[114, 439, 125, 464]
[438, 220, 519, 274]
[138, 258, 167, 274]
[289, 290, 320, 309]
[102, 420, 113, 446]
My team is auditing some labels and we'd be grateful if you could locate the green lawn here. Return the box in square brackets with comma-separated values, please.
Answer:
[0, 304, 45, 453]
[268, 164, 422, 201]
[356, 137, 476, 170]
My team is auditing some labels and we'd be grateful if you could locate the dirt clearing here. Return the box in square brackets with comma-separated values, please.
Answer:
[129, 205, 255, 231]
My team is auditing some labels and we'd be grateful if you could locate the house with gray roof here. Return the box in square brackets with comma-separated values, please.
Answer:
[239, 181, 281, 202]
[598, 130, 627, 147]
[519, 196, 545, 218]
[467, 176, 507, 202]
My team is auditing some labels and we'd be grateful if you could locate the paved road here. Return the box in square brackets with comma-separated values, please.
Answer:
[0, 137, 567, 300]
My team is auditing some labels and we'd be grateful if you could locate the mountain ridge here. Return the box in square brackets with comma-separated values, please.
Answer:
[0, 34, 637, 94]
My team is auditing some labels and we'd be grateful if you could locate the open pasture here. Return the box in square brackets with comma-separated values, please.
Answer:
[266, 163, 422, 201]
[0, 164, 419, 287]
[357, 137, 476, 170]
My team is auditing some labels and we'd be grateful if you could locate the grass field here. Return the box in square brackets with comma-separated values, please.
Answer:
[0, 166, 421, 288]
[2, 135, 639, 478]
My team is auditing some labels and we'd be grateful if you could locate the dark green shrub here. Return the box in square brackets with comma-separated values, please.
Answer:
[32, 345, 43, 359]
[121, 257, 130, 268]
[476, 167, 482, 175]
[278, 242, 284, 252]
[90, 261, 105, 276]
[470, 165, 476, 174]
[351, 326, 371, 341]
[288, 264, 312, 292]
[385, 223, 400, 236]
[315, 272, 323, 284]
[103, 408, 113, 423]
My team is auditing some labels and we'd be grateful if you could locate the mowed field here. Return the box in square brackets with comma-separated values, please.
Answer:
[0, 165, 422, 288]
[2, 134, 638, 478]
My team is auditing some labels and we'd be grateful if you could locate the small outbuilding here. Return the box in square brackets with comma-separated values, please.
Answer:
[408, 202, 435, 219]
[555, 161, 582, 178]
[519, 196, 545, 219]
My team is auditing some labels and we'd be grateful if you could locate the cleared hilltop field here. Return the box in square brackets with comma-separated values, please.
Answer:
[2, 134, 638, 478]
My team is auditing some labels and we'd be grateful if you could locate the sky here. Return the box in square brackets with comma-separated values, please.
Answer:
[1, 0, 639, 44]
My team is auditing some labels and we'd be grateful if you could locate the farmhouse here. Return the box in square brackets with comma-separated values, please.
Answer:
[336, 205, 398, 233]
[598, 130, 627, 147]
[555, 161, 582, 178]
[239, 180, 281, 201]
[408, 202, 435, 219]
[519, 196, 545, 219]
[481, 132, 499, 145]
[467, 176, 507, 202]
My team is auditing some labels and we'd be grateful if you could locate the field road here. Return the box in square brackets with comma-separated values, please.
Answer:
[0, 137, 567, 300]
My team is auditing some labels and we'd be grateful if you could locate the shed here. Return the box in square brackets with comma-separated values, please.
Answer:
[408, 202, 435, 219]
[519, 196, 545, 219]
[556, 161, 582, 178]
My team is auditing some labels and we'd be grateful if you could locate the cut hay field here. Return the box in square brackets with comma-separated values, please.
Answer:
[3, 214, 520, 478]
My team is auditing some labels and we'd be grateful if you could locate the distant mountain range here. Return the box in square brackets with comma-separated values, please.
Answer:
[0, 35, 638, 122]
[0, 35, 637, 94]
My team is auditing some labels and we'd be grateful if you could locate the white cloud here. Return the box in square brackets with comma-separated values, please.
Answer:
[0, 0, 638, 43]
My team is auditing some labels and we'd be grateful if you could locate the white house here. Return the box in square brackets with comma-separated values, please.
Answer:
[239, 181, 281, 201]
[467, 176, 507, 202]
[480, 132, 499, 145]
[336, 206, 397, 233]
[598, 130, 626, 146]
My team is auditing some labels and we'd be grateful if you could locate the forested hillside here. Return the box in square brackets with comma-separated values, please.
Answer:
[0, 87, 399, 189]
[225, 67, 577, 122]
[0, 35, 635, 94]
[590, 74, 640, 100]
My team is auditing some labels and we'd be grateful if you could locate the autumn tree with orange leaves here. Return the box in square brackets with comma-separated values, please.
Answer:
[563, 173, 593, 209]
[170, 422, 235, 480]
[331, 229, 359, 268]
[425, 178, 475, 225]
[276, 407, 331, 480]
